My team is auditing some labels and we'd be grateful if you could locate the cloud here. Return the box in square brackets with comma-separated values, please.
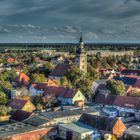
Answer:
[0, 0, 140, 42]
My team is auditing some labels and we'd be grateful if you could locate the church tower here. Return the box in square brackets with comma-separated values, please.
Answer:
[75, 33, 87, 73]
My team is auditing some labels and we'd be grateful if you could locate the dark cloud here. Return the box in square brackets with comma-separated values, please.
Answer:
[0, 0, 140, 42]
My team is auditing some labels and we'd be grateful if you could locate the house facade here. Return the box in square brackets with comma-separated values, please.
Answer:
[79, 113, 126, 139]
[58, 122, 94, 140]
[29, 79, 58, 96]
[8, 99, 35, 112]
[43, 86, 85, 105]
[95, 93, 140, 121]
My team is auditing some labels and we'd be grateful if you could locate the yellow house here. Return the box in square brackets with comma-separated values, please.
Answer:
[9, 99, 35, 112]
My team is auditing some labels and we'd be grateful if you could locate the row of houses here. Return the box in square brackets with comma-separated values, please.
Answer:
[11, 85, 85, 109]
[0, 105, 128, 140]
[95, 93, 140, 120]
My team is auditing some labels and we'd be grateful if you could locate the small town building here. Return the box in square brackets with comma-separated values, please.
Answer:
[95, 93, 116, 106]
[43, 86, 85, 105]
[58, 122, 95, 140]
[7, 58, 17, 63]
[103, 106, 118, 118]
[114, 76, 138, 87]
[79, 113, 126, 139]
[96, 84, 111, 95]
[11, 87, 31, 98]
[10, 110, 33, 122]
[92, 79, 107, 93]
[121, 69, 140, 76]
[8, 98, 35, 112]
[51, 55, 68, 65]
[16, 72, 30, 85]
[49, 63, 70, 80]
[23, 115, 50, 127]
[113, 96, 139, 115]
[0, 122, 55, 140]
[39, 106, 99, 125]
[125, 125, 140, 139]
[29, 79, 58, 96]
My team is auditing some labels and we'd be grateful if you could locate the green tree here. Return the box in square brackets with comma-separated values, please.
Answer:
[60, 76, 69, 86]
[0, 105, 12, 116]
[30, 73, 46, 83]
[66, 65, 93, 97]
[36, 103, 43, 111]
[32, 95, 44, 108]
[0, 91, 8, 105]
[106, 79, 126, 96]
[88, 66, 100, 81]
[68, 80, 72, 89]
[75, 78, 93, 97]
[0, 81, 13, 93]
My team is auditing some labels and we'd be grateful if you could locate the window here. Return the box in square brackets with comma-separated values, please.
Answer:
[82, 65, 84, 69]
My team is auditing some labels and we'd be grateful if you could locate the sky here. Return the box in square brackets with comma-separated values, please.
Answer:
[0, 0, 140, 43]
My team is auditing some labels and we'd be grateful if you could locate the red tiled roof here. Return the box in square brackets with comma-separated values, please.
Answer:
[49, 64, 70, 77]
[95, 93, 116, 105]
[10, 127, 54, 140]
[113, 96, 139, 109]
[8, 99, 28, 110]
[79, 114, 126, 138]
[32, 79, 58, 90]
[44, 86, 78, 98]
[10, 110, 33, 122]
[32, 83, 48, 91]
[127, 75, 138, 78]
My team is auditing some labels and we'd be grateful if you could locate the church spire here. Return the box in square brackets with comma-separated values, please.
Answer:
[79, 32, 83, 43]
[75, 32, 87, 73]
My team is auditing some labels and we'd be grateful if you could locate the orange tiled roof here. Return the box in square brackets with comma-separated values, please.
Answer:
[7, 58, 17, 63]
[18, 73, 30, 85]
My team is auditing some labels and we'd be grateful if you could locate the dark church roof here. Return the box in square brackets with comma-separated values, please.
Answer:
[113, 76, 137, 86]
[49, 64, 70, 77]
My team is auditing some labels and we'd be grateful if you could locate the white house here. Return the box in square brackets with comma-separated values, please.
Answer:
[103, 106, 118, 118]
[92, 79, 107, 93]
[29, 80, 58, 96]
[43, 86, 85, 105]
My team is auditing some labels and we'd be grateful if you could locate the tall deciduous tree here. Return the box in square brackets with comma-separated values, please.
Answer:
[107, 79, 126, 96]
[30, 73, 46, 83]
[88, 66, 100, 81]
